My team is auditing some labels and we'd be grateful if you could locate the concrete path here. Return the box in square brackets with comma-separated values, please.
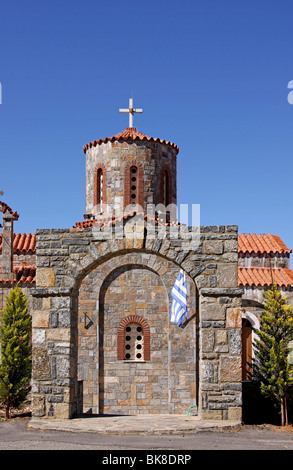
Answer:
[28, 414, 241, 435]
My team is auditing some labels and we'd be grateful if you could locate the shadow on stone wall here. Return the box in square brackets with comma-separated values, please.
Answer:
[242, 381, 293, 425]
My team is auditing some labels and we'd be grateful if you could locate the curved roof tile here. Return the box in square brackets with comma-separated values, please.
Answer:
[0, 233, 36, 254]
[83, 127, 179, 154]
[238, 267, 293, 287]
[0, 265, 36, 284]
[238, 233, 291, 254]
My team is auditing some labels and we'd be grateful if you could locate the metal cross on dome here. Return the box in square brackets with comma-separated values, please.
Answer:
[119, 96, 143, 128]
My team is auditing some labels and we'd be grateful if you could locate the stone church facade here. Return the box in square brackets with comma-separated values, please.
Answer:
[30, 125, 242, 421]
[0, 121, 292, 422]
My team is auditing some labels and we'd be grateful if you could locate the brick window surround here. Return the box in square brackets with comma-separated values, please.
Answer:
[117, 315, 150, 361]
[93, 163, 107, 209]
[124, 161, 144, 211]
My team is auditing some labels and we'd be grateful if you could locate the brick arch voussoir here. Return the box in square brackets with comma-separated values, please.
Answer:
[117, 315, 150, 361]
[118, 315, 150, 334]
[124, 160, 144, 170]
[94, 162, 107, 172]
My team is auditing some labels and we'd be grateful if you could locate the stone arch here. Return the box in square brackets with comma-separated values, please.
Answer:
[77, 252, 197, 415]
[72, 249, 198, 334]
[66, 241, 204, 297]
[242, 310, 260, 331]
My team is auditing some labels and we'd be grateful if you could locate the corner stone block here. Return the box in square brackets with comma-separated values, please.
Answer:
[32, 328, 46, 345]
[32, 395, 46, 417]
[217, 264, 238, 288]
[201, 329, 214, 352]
[36, 268, 56, 287]
[200, 409, 223, 420]
[32, 311, 50, 328]
[200, 299, 226, 321]
[204, 240, 223, 255]
[201, 362, 214, 383]
[226, 308, 242, 328]
[228, 407, 242, 421]
[53, 403, 71, 419]
[219, 356, 242, 383]
[32, 346, 51, 379]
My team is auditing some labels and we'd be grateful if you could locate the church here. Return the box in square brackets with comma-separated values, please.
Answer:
[0, 99, 292, 422]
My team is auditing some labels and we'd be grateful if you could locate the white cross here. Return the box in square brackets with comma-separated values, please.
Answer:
[119, 97, 143, 128]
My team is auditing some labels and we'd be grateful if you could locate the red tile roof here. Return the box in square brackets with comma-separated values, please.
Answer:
[238, 233, 291, 255]
[238, 267, 293, 287]
[0, 233, 36, 254]
[0, 265, 36, 285]
[83, 127, 179, 154]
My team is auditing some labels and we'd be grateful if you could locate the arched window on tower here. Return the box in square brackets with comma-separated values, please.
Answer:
[130, 166, 138, 207]
[97, 168, 103, 206]
[163, 170, 169, 207]
[160, 169, 172, 222]
[94, 166, 105, 214]
[124, 162, 143, 212]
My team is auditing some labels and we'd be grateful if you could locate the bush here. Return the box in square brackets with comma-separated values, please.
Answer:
[0, 285, 32, 418]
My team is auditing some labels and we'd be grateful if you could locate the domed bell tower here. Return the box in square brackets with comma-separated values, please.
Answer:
[83, 98, 179, 222]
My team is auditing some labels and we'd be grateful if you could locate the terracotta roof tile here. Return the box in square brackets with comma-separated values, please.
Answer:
[238, 267, 293, 287]
[83, 127, 179, 154]
[0, 265, 36, 285]
[238, 233, 291, 254]
[0, 233, 36, 254]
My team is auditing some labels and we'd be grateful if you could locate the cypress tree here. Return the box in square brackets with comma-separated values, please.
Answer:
[0, 285, 32, 419]
[253, 284, 293, 426]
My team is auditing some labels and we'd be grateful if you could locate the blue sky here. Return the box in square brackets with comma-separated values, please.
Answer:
[1, 0, 293, 253]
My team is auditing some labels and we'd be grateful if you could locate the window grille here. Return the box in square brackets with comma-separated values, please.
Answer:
[124, 323, 144, 361]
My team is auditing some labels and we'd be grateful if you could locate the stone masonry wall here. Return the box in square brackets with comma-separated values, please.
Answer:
[78, 252, 197, 415]
[31, 221, 242, 421]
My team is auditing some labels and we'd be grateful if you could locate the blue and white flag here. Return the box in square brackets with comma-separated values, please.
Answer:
[170, 269, 188, 327]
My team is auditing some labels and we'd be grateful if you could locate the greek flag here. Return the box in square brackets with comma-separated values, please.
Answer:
[170, 269, 187, 327]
